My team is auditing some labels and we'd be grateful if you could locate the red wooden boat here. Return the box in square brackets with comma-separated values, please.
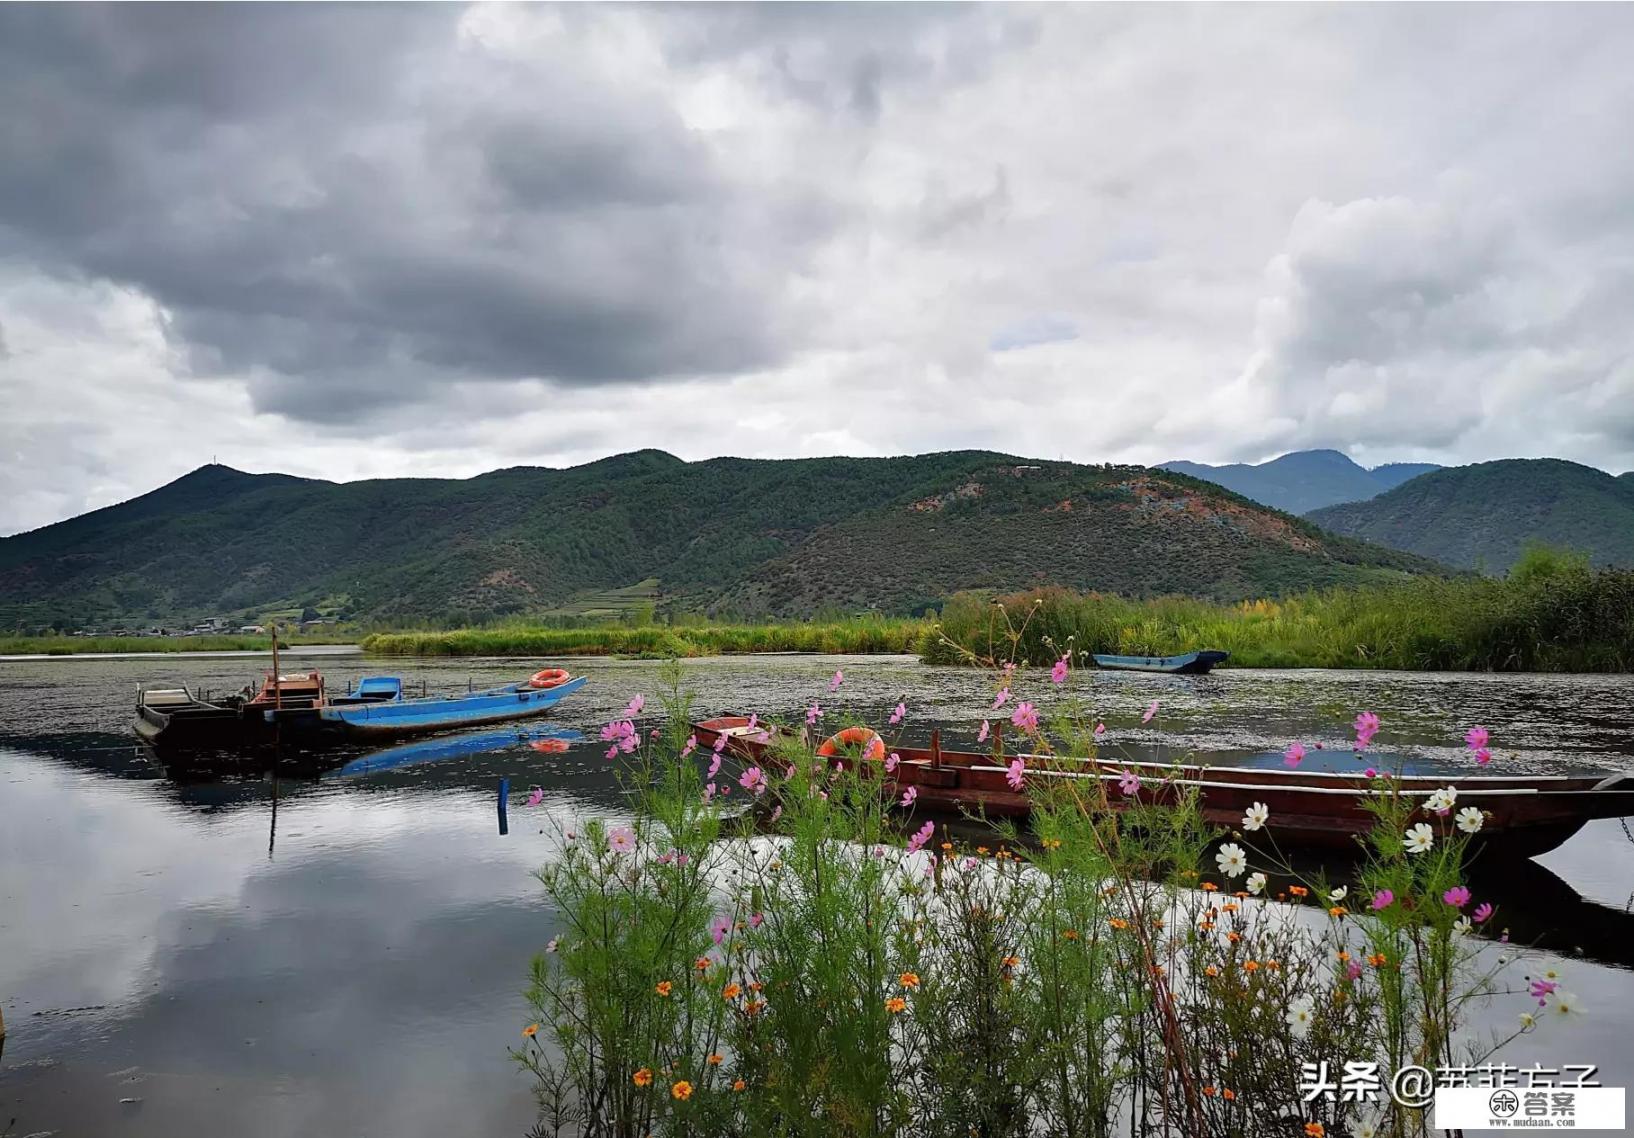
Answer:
[691, 716, 1634, 859]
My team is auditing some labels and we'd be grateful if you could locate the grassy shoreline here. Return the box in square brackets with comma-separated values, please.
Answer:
[361, 619, 928, 658]
[0, 634, 355, 656]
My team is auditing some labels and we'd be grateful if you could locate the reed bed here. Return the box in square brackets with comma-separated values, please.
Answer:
[362, 619, 927, 659]
[0, 633, 351, 656]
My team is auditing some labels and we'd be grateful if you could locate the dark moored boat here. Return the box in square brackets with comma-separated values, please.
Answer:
[265, 673, 588, 743]
[135, 671, 327, 751]
[1092, 650, 1228, 674]
[691, 716, 1634, 859]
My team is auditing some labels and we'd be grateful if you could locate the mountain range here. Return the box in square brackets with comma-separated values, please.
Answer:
[1160, 450, 1443, 515]
[0, 453, 1437, 630]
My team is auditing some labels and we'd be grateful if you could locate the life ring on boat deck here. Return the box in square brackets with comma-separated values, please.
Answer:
[816, 726, 887, 762]
[527, 668, 573, 690]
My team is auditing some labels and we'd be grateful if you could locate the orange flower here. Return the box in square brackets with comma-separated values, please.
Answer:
[899, 972, 921, 989]
[722, 983, 742, 1000]
[1368, 952, 1387, 968]
[744, 1000, 765, 1016]
[707, 1053, 724, 1066]
[1337, 951, 1351, 962]
[1202, 1085, 1217, 1097]
[1266, 960, 1281, 971]
[633, 1068, 654, 1087]
[1328, 906, 1345, 918]
[1223, 1088, 1236, 1101]
[1063, 928, 1081, 940]
[1108, 918, 1128, 930]
[940, 842, 953, 851]
[1201, 882, 1220, 892]
[1304, 1124, 1325, 1138]
[1226, 931, 1242, 943]
[977, 846, 990, 855]
[1289, 886, 1309, 898]
[1243, 960, 1259, 972]
[655, 981, 673, 997]
[748, 981, 764, 992]
[1204, 965, 1219, 977]
[522, 1023, 539, 1038]
[1232, 891, 1250, 900]
[1042, 838, 1062, 850]
[1221, 903, 1239, 913]
[885, 996, 907, 1014]
[672, 1080, 693, 1101]
[1002, 955, 1021, 968]
[694, 957, 711, 973]
[732, 1079, 746, 1092]
[1198, 920, 1215, 932]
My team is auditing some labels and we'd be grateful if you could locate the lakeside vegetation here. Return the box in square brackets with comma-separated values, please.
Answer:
[0, 632, 354, 656]
[925, 547, 1634, 672]
[362, 618, 927, 658]
[518, 663, 1552, 1136]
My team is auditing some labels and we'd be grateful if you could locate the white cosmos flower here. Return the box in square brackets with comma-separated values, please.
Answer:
[1284, 995, 1316, 1039]
[1542, 967, 1562, 982]
[1243, 802, 1269, 831]
[1404, 822, 1435, 854]
[546, 937, 560, 953]
[1455, 806, 1484, 833]
[1215, 843, 1248, 878]
[1329, 886, 1347, 902]
[1518, 1011, 1537, 1030]
[1453, 916, 1472, 937]
[1550, 991, 1583, 1017]
[1247, 871, 1267, 896]
[1424, 786, 1458, 813]
[1353, 1113, 1381, 1138]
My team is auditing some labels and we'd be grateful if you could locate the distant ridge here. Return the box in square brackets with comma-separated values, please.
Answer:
[1308, 459, 1634, 572]
[1161, 449, 1444, 514]
[0, 451, 1441, 629]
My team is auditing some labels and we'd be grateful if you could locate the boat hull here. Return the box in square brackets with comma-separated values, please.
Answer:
[271, 676, 588, 742]
[1092, 650, 1229, 674]
[692, 717, 1634, 860]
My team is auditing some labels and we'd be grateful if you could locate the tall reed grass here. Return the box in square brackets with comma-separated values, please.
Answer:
[363, 618, 926, 658]
[0, 633, 352, 656]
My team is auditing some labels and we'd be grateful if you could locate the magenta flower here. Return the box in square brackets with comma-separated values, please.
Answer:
[829, 669, 844, 692]
[1346, 960, 1363, 981]
[1117, 768, 1141, 796]
[526, 786, 544, 808]
[650, 728, 661, 739]
[1529, 979, 1558, 1004]
[901, 786, 918, 807]
[703, 782, 717, 802]
[1284, 741, 1306, 768]
[749, 912, 764, 928]
[681, 735, 698, 757]
[889, 701, 906, 725]
[1473, 901, 1494, 922]
[977, 720, 990, 743]
[1371, 889, 1395, 911]
[604, 745, 619, 760]
[1094, 721, 1107, 739]
[608, 826, 636, 854]
[1050, 655, 1070, 684]
[1142, 699, 1159, 724]
[993, 689, 1011, 710]
[1006, 757, 1026, 790]
[747, 713, 759, 730]
[625, 694, 645, 717]
[1364, 767, 1379, 779]
[1474, 748, 1492, 766]
[1010, 701, 1039, 733]
[769, 804, 783, 823]
[1354, 711, 1381, 750]
[739, 767, 768, 796]
[906, 819, 935, 853]
[1443, 885, 1471, 908]
[885, 751, 900, 773]
[1465, 725, 1489, 750]
[706, 752, 721, 779]
[713, 732, 729, 753]
[710, 914, 731, 945]
[806, 703, 822, 726]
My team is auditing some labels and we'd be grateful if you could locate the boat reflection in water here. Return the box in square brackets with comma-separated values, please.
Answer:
[323, 724, 584, 779]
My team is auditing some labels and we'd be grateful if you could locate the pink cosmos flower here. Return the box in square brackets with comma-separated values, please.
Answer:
[1006, 757, 1026, 790]
[977, 720, 990, 743]
[1354, 711, 1381, 750]
[906, 819, 935, 853]
[703, 783, 717, 802]
[1143, 699, 1159, 723]
[1284, 742, 1306, 768]
[1117, 769, 1141, 796]
[526, 786, 544, 807]
[650, 728, 661, 739]
[884, 752, 900, 773]
[1094, 721, 1107, 739]
[1529, 979, 1558, 1004]
[1003, 662, 1017, 677]
[993, 689, 1011, 710]
[625, 694, 645, 717]
[1474, 748, 1492, 766]
[1346, 960, 1363, 981]
[1443, 885, 1471, 908]
[806, 703, 822, 726]
[747, 713, 758, 730]
[713, 732, 729, 753]
[901, 786, 918, 807]
[1364, 767, 1379, 779]
[769, 804, 783, 823]
[1050, 655, 1070, 684]
[1010, 701, 1039, 733]
[752, 730, 770, 744]
[889, 701, 906, 725]
[961, 856, 978, 870]
[750, 912, 764, 929]
[829, 670, 844, 692]
[608, 826, 636, 853]
[1465, 726, 1489, 751]
[710, 914, 731, 945]
[604, 745, 619, 760]
[706, 752, 722, 779]
[681, 735, 698, 757]
[1371, 889, 1395, 911]
[739, 767, 768, 796]
[1473, 902, 1494, 923]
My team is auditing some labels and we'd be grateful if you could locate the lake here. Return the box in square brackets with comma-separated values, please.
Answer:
[3, 653, 1633, 1136]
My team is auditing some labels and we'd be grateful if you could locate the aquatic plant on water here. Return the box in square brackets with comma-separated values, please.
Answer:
[516, 652, 1576, 1137]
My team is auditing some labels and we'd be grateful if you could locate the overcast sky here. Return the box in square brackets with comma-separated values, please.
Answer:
[3, 3, 1633, 535]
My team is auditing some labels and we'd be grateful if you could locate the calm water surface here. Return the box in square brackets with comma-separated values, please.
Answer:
[4, 654, 1633, 1136]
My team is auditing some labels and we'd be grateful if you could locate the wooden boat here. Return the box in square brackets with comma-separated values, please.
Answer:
[266, 673, 588, 743]
[691, 716, 1634, 859]
[134, 670, 327, 751]
[1092, 650, 1228, 674]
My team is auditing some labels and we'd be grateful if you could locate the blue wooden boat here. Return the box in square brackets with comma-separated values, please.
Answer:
[1091, 650, 1228, 675]
[266, 673, 588, 743]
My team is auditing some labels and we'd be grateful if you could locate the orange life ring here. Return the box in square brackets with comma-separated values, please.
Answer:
[528, 668, 573, 690]
[816, 726, 887, 762]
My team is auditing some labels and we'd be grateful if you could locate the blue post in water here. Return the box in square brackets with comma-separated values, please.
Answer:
[498, 777, 510, 836]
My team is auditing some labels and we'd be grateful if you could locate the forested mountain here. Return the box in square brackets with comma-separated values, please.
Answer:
[1307, 459, 1634, 572]
[1161, 450, 1442, 514]
[0, 452, 1444, 629]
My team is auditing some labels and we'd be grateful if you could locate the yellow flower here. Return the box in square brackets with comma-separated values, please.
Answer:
[899, 972, 921, 989]
[633, 1068, 653, 1087]
[672, 1080, 693, 1101]
[655, 981, 673, 997]
[885, 996, 907, 1014]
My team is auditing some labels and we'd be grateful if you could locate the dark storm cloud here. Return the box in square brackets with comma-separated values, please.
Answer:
[0, 3, 836, 417]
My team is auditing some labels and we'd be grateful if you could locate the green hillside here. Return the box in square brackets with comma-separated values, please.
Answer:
[1307, 459, 1634, 572]
[0, 452, 1445, 630]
